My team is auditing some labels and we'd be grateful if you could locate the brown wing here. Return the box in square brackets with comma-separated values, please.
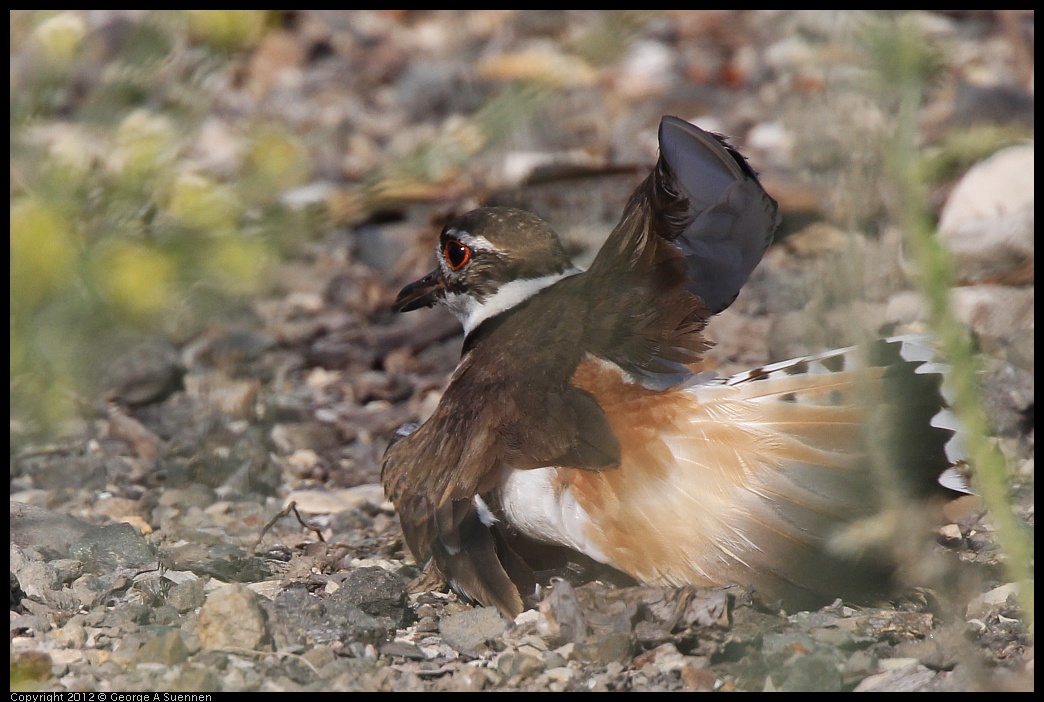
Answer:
[584, 117, 780, 389]
[382, 458, 529, 617]
[381, 343, 617, 616]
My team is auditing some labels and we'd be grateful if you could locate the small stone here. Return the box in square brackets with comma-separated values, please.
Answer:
[69, 521, 157, 572]
[574, 630, 633, 665]
[170, 666, 222, 693]
[538, 579, 590, 644]
[777, 652, 845, 692]
[496, 649, 546, 683]
[167, 577, 206, 613]
[198, 584, 272, 651]
[245, 579, 283, 600]
[11, 555, 60, 601]
[51, 619, 87, 648]
[133, 629, 191, 665]
[446, 665, 495, 692]
[854, 662, 940, 692]
[100, 340, 185, 407]
[543, 666, 575, 683]
[288, 484, 386, 514]
[183, 373, 261, 418]
[337, 567, 408, 624]
[439, 606, 511, 654]
[950, 286, 1034, 360]
[10, 503, 93, 560]
[937, 523, 963, 546]
[634, 642, 688, 673]
[966, 618, 987, 635]
[885, 290, 928, 327]
[980, 583, 1020, 607]
[270, 421, 343, 454]
[879, 657, 921, 671]
[378, 640, 426, 660]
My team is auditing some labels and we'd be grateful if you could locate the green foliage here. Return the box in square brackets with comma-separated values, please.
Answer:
[10, 11, 316, 437]
[859, 12, 1034, 630]
[919, 124, 1032, 186]
[571, 10, 657, 67]
[861, 12, 946, 90]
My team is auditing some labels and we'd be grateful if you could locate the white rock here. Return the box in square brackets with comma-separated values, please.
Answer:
[246, 580, 284, 600]
[980, 582, 1020, 606]
[938, 145, 1034, 285]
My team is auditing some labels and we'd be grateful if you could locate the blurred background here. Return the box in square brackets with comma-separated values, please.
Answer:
[10, 10, 1033, 438]
[9, 10, 1034, 691]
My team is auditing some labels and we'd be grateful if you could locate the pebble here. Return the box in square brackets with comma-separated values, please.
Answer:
[439, 607, 511, 654]
[198, 584, 273, 652]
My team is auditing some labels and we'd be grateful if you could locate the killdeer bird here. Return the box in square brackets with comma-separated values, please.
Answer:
[382, 116, 968, 617]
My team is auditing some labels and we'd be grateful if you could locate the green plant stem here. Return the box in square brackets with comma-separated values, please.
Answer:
[889, 52, 1034, 632]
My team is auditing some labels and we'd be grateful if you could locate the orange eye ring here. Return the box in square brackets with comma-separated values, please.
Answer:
[443, 239, 471, 271]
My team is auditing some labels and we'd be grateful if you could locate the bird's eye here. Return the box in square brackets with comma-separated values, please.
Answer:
[443, 239, 472, 271]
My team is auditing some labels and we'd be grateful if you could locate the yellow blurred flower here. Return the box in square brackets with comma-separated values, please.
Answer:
[111, 109, 179, 178]
[32, 12, 87, 64]
[204, 238, 270, 295]
[165, 171, 240, 233]
[10, 200, 76, 306]
[98, 242, 176, 318]
[185, 10, 268, 51]
[248, 125, 311, 192]
[44, 126, 95, 176]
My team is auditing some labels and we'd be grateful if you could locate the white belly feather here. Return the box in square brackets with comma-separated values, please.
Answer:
[498, 467, 609, 564]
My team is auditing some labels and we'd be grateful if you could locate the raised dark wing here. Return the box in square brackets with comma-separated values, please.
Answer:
[655, 116, 780, 315]
[583, 116, 780, 389]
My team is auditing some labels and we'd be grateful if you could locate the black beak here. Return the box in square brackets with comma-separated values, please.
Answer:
[394, 270, 444, 312]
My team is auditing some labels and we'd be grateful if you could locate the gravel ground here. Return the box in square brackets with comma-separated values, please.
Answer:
[11, 11, 1034, 692]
